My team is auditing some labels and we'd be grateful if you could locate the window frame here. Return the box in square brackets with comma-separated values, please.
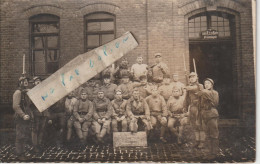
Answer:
[84, 12, 116, 52]
[188, 12, 235, 41]
[29, 14, 60, 77]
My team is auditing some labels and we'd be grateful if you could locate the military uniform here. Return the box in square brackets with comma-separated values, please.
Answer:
[171, 81, 186, 97]
[199, 87, 219, 156]
[126, 96, 151, 132]
[73, 98, 94, 142]
[130, 63, 148, 81]
[13, 87, 32, 156]
[92, 97, 113, 141]
[167, 94, 188, 143]
[145, 94, 168, 141]
[48, 98, 66, 145]
[30, 101, 49, 151]
[111, 99, 128, 132]
[65, 96, 78, 141]
[101, 83, 118, 101]
[117, 81, 134, 100]
[158, 83, 173, 102]
[186, 76, 204, 148]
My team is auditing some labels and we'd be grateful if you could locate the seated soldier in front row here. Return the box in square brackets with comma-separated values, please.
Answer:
[92, 89, 113, 143]
[111, 89, 128, 132]
[126, 88, 152, 134]
[73, 89, 93, 144]
[167, 86, 188, 144]
[145, 86, 168, 143]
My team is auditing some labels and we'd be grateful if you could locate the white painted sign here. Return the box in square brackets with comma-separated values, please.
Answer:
[113, 132, 147, 147]
[27, 32, 138, 112]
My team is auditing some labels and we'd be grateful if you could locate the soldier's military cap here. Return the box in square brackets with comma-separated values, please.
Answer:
[204, 78, 214, 86]
[115, 89, 123, 94]
[81, 88, 88, 94]
[97, 87, 105, 93]
[103, 74, 111, 79]
[18, 76, 29, 82]
[33, 76, 41, 81]
[189, 72, 198, 77]
[154, 53, 162, 58]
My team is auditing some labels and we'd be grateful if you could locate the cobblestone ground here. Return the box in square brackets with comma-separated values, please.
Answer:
[0, 127, 255, 163]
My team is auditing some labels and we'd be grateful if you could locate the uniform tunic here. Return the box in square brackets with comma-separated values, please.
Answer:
[126, 96, 150, 118]
[117, 82, 134, 100]
[145, 95, 168, 116]
[101, 83, 118, 101]
[111, 99, 127, 117]
[158, 83, 174, 101]
[73, 99, 94, 121]
[93, 97, 113, 120]
[167, 96, 185, 115]
[134, 82, 153, 98]
[151, 62, 169, 83]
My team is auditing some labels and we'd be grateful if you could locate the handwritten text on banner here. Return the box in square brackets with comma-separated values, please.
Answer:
[27, 32, 138, 112]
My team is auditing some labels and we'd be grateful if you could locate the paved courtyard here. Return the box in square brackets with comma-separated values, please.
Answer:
[0, 126, 255, 163]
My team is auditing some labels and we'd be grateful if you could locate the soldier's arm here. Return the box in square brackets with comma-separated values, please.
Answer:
[212, 91, 219, 107]
[104, 100, 113, 119]
[73, 100, 81, 120]
[161, 96, 168, 117]
[84, 101, 93, 121]
[92, 101, 100, 121]
[12, 90, 26, 118]
[64, 98, 71, 113]
[143, 99, 150, 119]
[126, 100, 134, 119]
[161, 63, 169, 75]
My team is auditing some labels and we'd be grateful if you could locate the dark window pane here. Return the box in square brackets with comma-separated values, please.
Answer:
[195, 22, 200, 27]
[47, 36, 58, 48]
[101, 34, 114, 44]
[225, 31, 230, 36]
[201, 16, 206, 21]
[47, 50, 59, 62]
[87, 35, 99, 47]
[47, 62, 59, 73]
[189, 18, 194, 23]
[201, 21, 207, 27]
[34, 51, 46, 74]
[33, 37, 44, 49]
[211, 16, 217, 21]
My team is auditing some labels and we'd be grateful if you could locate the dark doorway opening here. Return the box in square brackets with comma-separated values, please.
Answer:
[189, 42, 238, 119]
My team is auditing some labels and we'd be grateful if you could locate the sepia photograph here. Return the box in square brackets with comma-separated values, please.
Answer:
[0, 0, 256, 163]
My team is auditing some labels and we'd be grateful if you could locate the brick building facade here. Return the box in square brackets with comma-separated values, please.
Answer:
[0, 0, 255, 126]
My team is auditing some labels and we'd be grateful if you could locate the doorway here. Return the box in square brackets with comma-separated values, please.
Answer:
[189, 42, 238, 118]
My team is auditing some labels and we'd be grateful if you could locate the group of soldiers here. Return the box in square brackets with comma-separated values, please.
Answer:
[13, 53, 219, 160]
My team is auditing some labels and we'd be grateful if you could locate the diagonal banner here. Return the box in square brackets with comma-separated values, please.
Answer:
[27, 31, 138, 112]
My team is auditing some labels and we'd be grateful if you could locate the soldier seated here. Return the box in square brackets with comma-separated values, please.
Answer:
[92, 89, 113, 143]
[167, 86, 188, 144]
[126, 88, 152, 133]
[145, 86, 168, 143]
[73, 89, 93, 144]
[101, 74, 118, 101]
[111, 89, 128, 132]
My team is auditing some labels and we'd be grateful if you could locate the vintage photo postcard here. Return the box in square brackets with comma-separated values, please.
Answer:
[0, 0, 256, 163]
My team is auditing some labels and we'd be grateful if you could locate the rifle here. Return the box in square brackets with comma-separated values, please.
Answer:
[182, 53, 189, 84]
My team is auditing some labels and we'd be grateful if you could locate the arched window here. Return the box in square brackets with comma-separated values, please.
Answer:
[84, 12, 115, 52]
[188, 12, 234, 39]
[30, 14, 60, 76]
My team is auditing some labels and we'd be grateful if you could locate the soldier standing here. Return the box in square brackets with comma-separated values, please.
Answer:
[30, 76, 50, 153]
[199, 78, 219, 158]
[92, 89, 113, 143]
[12, 76, 31, 160]
[73, 89, 94, 143]
[158, 74, 174, 102]
[65, 90, 78, 142]
[145, 86, 168, 143]
[171, 73, 186, 97]
[167, 86, 188, 144]
[130, 56, 148, 82]
[84, 78, 99, 101]
[126, 88, 151, 133]
[111, 89, 128, 132]
[101, 74, 118, 101]
[185, 72, 205, 148]
[149, 53, 169, 86]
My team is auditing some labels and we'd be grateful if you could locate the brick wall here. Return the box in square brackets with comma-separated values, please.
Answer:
[0, 0, 255, 125]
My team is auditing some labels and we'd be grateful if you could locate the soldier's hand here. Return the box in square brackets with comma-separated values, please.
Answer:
[102, 118, 106, 122]
[48, 120, 52, 124]
[23, 115, 30, 121]
[79, 118, 84, 123]
[98, 118, 102, 124]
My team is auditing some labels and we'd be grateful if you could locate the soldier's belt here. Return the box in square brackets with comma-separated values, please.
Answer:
[78, 112, 88, 115]
[170, 111, 183, 115]
[96, 109, 107, 112]
[133, 112, 145, 116]
[150, 111, 161, 116]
